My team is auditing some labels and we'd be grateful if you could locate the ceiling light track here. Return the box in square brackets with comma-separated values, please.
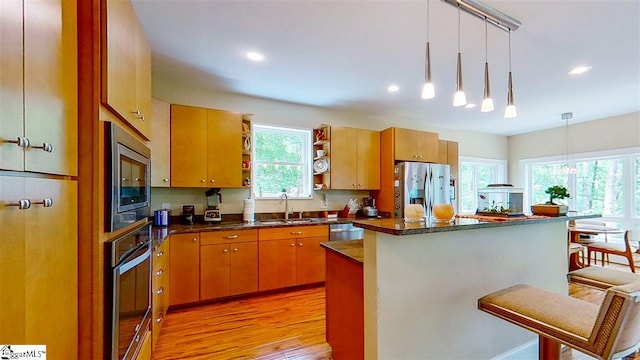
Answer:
[441, 0, 521, 32]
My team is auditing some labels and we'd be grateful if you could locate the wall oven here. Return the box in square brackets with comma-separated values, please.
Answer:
[106, 122, 151, 232]
[105, 222, 152, 360]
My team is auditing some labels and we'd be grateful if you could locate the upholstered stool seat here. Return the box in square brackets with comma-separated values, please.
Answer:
[479, 280, 640, 360]
[568, 267, 640, 290]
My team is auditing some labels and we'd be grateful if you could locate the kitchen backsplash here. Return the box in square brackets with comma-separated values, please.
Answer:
[151, 187, 370, 216]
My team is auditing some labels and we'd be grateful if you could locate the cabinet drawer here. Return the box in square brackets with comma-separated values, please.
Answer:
[200, 229, 258, 245]
[259, 225, 328, 241]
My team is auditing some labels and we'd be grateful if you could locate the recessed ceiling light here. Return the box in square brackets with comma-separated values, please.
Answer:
[568, 65, 592, 75]
[465, 103, 476, 109]
[246, 52, 265, 62]
[387, 85, 399, 93]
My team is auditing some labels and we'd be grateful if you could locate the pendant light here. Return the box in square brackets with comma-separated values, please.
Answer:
[504, 30, 517, 118]
[453, 4, 467, 107]
[558, 112, 577, 174]
[480, 18, 494, 112]
[421, 0, 435, 99]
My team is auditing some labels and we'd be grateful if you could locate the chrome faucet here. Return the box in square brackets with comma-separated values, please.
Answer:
[280, 193, 289, 220]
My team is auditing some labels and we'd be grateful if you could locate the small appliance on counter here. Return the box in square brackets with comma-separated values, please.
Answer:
[362, 197, 378, 217]
[204, 188, 222, 222]
[182, 205, 195, 225]
[153, 209, 171, 227]
[476, 184, 524, 217]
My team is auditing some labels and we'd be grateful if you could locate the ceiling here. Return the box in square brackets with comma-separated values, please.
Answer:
[132, 0, 640, 136]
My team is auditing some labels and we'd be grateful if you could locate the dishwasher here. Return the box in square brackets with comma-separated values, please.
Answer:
[329, 223, 364, 241]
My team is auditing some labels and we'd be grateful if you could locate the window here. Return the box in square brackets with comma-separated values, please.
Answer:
[523, 148, 639, 219]
[251, 124, 312, 199]
[459, 157, 507, 214]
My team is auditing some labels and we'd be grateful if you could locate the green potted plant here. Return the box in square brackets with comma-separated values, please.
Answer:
[531, 185, 570, 216]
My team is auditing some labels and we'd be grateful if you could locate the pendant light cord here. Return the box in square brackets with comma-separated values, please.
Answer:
[427, 0, 430, 41]
[485, 18, 488, 62]
[457, 5, 461, 52]
[508, 30, 512, 72]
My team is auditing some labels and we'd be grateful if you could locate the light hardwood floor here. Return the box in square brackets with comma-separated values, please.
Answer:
[153, 265, 639, 360]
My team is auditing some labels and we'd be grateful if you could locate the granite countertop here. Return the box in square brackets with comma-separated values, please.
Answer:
[352, 213, 601, 236]
[321, 239, 363, 263]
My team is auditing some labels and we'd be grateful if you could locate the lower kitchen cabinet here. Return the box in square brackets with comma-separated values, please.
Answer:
[169, 233, 200, 306]
[0, 176, 77, 359]
[152, 238, 169, 348]
[258, 225, 328, 291]
[200, 229, 258, 300]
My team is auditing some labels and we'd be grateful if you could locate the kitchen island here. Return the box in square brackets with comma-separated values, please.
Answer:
[323, 214, 598, 359]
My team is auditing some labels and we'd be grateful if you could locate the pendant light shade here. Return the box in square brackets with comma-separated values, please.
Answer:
[421, 42, 435, 99]
[421, 0, 435, 99]
[480, 19, 494, 112]
[504, 30, 517, 119]
[453, 5, 466, 107]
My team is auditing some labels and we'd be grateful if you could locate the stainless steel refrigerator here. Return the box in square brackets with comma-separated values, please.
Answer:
[393, 162, 452, 220]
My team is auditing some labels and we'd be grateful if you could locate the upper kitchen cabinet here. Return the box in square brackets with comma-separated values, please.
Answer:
[150, 98, 170, 187]
[330, 127, 380, 190]
[391, 127, 439, 162]
[0, 0, 77, 176]
[170, 104, 242, 188]
[103, 0, 151, 140]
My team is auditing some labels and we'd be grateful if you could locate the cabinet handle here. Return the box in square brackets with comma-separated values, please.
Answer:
[352, 183, 356, 187]
[133, 109, 141, 117]
[192, 238, 197, 242]
[298, 243, 303, 247]
[32, 198, 53, 207]
[31, 142, 53, 153]
[290, 231, 303, 235]
[122, 177, 127, 182]
[210, 179, 215, 183]
[201, 179, 206, 183]
[156, 251, 164, 257]
[418, 155, 423, 159]
[358, 184, 362, 188]
[5, 136, 30, 148]
[233, 248, 238, 252]
[135, 178, 141, 182]
[225, 235, 239, 239]
[290, 243, 295, 247]
[163, 178, 169, 182]
[156, 269, 163, 276]
[8, 199, 31, 210]
[156, 286, 164, 295]
[223, 249, 228, 253]
[156, 313, 164, 323]
[140, 115, 145, 121]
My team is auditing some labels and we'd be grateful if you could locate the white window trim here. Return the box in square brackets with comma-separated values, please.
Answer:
[519, 146, 640, 221]
[251, 124, 313, 200]
[459, 157, 508, 214]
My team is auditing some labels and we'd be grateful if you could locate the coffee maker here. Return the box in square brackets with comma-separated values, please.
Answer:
[204, 188, 222, 222]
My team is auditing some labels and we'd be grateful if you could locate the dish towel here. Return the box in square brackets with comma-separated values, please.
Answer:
[243, 198, 255, 223]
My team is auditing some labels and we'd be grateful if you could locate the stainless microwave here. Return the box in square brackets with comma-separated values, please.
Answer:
[106, 122, 151, 232]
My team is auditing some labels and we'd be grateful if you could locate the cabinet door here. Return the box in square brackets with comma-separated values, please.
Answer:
[357, 129, 380, 190]
[229, 242, 258, 296]
[24, 178, 78, 359]
[258, 239, 296, 291]
[394, 128, 420, 162]
[150, 99, 171, 186]
[104, 0, 137, 125]
[330, 127, 357, 189]
[134, 19, 151, 140]
[207, 109, 242, 187]
[0, 176, 26, 343]
[169, 233, 200, 305]
[200, 244, 230, 301]
[437, 140, 448, 164]
[170, 105, 208, 187]
[296, 236, 326, 285]
[24, 0, 77, 176]
[417, 131, 439, 162]
[0, 0, 24, 171]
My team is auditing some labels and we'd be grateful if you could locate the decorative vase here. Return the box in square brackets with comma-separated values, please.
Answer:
[530, 204, 568, 217]
[433, 203, 455, 223]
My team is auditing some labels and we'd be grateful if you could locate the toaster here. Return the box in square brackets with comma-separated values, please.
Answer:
[204, 209, 222, 222]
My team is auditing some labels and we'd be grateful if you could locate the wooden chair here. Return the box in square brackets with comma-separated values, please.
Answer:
[479, 280, 640, 360]
[587, 231, 635, 273]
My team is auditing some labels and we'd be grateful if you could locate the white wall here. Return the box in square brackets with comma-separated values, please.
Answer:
[152, 78, 508, 216]
[507, 111, 640, 186]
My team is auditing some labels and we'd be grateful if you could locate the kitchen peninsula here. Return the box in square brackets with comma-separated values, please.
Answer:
[323, 215, 598, 359]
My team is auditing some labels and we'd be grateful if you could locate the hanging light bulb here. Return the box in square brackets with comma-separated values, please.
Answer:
[421, 0, 435, 99]
[453, 5, 466, 107]
[480, 18, 494, 112]
[504, 30, 517, 118]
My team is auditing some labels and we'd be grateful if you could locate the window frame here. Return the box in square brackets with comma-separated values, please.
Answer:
[251, 123, 313, 200]
[458, 157, 508, 214]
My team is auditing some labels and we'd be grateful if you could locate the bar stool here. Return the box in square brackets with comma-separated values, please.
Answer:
[568, 266, 640, 290]
[478, 280, 640, 360]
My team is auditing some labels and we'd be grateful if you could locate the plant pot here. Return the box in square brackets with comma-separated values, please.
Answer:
[530, 204, 568, 217]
